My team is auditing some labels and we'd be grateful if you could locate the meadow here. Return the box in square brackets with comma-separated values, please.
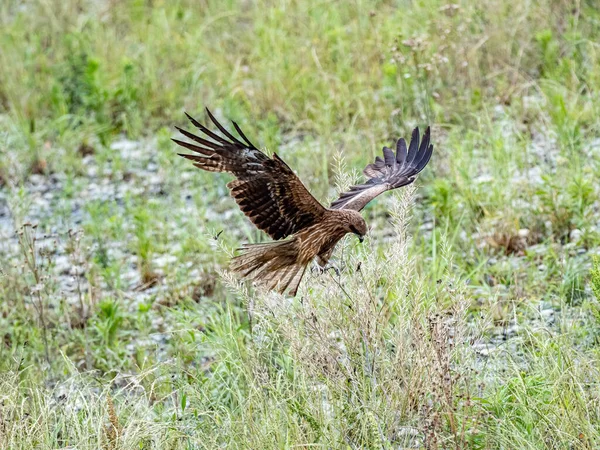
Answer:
[1, 0, 600, 448]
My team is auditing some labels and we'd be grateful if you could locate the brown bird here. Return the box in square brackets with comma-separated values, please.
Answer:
[173, 109, 433, 296]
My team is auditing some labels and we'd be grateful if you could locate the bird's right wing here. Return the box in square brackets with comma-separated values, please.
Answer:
[173, 109, 326, 240]
[330, 127, 433, 211]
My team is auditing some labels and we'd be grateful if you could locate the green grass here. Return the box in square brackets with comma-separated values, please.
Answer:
[1, 0, 600, 448]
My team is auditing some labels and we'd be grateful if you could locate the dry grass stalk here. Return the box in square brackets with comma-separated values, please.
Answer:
[105, 394, 122, 450]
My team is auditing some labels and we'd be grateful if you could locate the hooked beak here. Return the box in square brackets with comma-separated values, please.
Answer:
[358, 235, 364, 243]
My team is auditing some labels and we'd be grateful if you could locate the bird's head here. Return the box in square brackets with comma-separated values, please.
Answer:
[345, 210, 368, 243]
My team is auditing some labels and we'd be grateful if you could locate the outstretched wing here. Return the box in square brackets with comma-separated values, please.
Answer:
[173, 109, 326, 240]
[330, 127, 433, 211]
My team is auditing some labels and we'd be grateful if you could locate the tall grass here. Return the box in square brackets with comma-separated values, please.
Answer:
[2, 0, 599, 176]
[2, 0, 600, 448]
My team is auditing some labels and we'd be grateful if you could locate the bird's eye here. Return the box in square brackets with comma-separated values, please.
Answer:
[349, 225, 360, 235]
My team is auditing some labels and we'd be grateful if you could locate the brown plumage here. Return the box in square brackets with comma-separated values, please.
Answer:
[173, 108, 433, 296]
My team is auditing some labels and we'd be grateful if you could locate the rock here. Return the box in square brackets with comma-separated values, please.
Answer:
[54, 255, 71, 275]
[472, 342, 497, 356]
[474, 174, 494, 184]
[110, 138, 139, 153]
[154, 254, 178, 268]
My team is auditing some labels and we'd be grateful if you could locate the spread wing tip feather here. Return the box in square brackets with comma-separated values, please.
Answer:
[331, 126, 434, 211]
[172, 109, 327, 241]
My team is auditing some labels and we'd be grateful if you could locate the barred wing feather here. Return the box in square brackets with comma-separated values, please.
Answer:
[173, 109, 327, 240]
[330, 127, 433, 211]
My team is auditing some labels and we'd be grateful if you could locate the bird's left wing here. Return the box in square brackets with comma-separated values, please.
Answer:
[330, 127, 433, 211]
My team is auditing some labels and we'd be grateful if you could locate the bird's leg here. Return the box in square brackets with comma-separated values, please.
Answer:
[312, 260, 341, 277]
[326, 262, 341, 277]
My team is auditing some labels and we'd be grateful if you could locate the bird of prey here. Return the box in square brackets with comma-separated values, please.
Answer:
[173, 109, 433, 296]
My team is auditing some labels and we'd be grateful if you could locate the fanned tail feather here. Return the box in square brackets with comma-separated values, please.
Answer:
[230, 239, 307, 296]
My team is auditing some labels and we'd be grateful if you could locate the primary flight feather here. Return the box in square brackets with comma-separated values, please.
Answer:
[173, 109, 433, 296]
